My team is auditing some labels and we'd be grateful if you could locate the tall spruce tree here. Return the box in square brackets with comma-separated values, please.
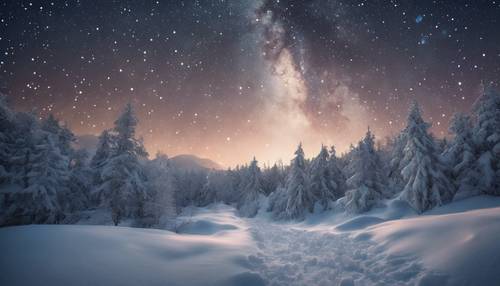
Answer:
[444, 113, 478, 200]
[90, 129, 114, 195]
[97, 103, 148, 225]
[398, 102, 453, 212]
[471, 85, 500, 195]
[18, 124, 69, 224]
[238, 157, 264, 217]
[271, 144, 313, 220]
[328, 146, 347, 200]
[65, 149, 92, 212]
[41, 114, 75, 158]
[387, 133, 407, 192]
[342, 129, 386, 213]
[0, 96, 15, 182]
[143, 153, 176, 228]
[309, 145, 344, 210]
[261, 163, 284, 196]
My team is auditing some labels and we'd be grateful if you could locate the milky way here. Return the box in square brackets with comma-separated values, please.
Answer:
[1, 0, 499, 166]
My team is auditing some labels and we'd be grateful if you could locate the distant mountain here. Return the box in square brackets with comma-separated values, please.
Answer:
[73, 136, 221, 171]
[170, 154, 223, 172]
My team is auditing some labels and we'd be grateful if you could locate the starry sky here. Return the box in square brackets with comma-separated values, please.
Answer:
[1, 0, 499, 167]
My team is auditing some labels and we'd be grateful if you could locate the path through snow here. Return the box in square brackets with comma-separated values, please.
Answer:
[245, 218, 426, 286]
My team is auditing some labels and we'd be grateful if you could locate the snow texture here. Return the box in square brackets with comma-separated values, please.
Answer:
[3, 197, 500, 286]
[0, 204, 261, 286]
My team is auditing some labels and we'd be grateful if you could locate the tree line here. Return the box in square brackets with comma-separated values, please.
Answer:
[0, 85, 499, 226]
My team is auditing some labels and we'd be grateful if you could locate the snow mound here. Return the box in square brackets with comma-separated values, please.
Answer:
[362, 197, 500, 286]
[177, 220, 238, 235]
[177, 204, 243, 235]
[247, 195, 500, 286]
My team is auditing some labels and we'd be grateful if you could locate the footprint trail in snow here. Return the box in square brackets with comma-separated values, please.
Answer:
[245, 218, 425, 286]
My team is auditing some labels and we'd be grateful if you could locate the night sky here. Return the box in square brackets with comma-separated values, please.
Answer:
[1, 0, 499, 167]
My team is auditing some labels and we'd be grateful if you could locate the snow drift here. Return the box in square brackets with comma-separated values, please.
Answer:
[0, 204, 264, 286]
[361, 197, 500, 285]
[2, 198, 500, 286]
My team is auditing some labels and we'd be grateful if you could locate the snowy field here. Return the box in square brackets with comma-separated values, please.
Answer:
[2, 197, 500, 286]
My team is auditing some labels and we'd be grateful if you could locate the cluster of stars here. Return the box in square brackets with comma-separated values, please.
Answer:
[0, 0, 499, 166]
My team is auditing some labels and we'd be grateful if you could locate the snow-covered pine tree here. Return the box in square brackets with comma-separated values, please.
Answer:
[41, 114, 75, 158]
[341, 143, 357, 181]
[444, 113, 478, 200]
[471, 84, 500, 195]
[0, 95, 15, 182]
[9, 112, 39, 190]
[308, 146, 329, 210]
[261, 162, 284, 195]
[143, 153, 176, 228]
[198, 171, 218, 206]
[237, 157, 264, 217]
[220, 168, 239, 203]
[272, 144, 313, 220]
[64, 149, 92, 212]
[309, 145, 343, 210]
[172, 170, 206, 209]
[207, 170, 232, 204]
[98, 103, 148, 225]
[15, 125, 69, 224]
[398, 102, 454, 213]
[328, 146, 347, 201]
[387, 133, 407, 192]
[90, 130, 114, 195]
[341, 129, 386, 214]
[39, 114, 85, 214]
[436, 138, 449, 155]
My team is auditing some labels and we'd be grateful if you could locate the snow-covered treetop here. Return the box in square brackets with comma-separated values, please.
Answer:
[113, 103, 148, 158]
[406, 101, 430, 133]
[292, 143, 306, 169]
[248, 157, 261, 174]
[449, 113, 472, 136]
[473, 83, 500, 149]
[0, 95, 14, 129]
[114, 103, 138, 142]
[41, 114, 75, 156]
[329, 145, 337, 159]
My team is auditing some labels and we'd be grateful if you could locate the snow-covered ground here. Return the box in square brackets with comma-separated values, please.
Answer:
[2, 197, 500, 286]
[0, 205, 264, 286]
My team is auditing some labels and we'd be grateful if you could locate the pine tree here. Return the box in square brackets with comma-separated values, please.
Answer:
[41, 114, 75, 158]
[387, 133, 407, 192]
[90, 130, 114, 194]
[261, 163, 284, 195]
[341, 129, 386, 214]
[65, 149, 92, 212]
[172, 170, 206, 209]
[39, 114, 82, 214]
[328, 146, 347, 200]
[309, 145, 344, 210]
[13, 127, 69, 224]
[471, 84, 500, 195]
[98, 103, 148, 223]
[238, 157, 264, 217]
[398, 102, 453, 212]
[9, 113, 39, 189]
[0, 95, 15, 182]
[444, 113, 478, 200]
[143, 153, 176, 228]
[272, 144, 313, 220]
